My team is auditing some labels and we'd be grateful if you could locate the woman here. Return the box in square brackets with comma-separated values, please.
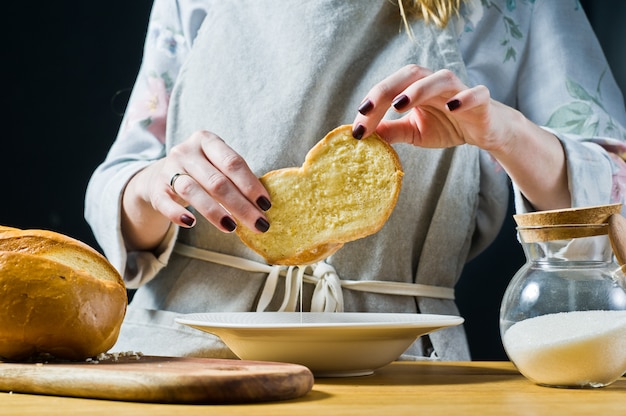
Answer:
[86, 0, 626, 360]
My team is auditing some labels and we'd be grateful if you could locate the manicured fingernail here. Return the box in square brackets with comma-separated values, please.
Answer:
[352, 123, 366, 140]
[220, 216, 237, 232]
[446, 99, 461, 111]
[358, 99, 373, 115]
[256, 196, 272, 211]
[181, 214, 195, 227]
[392, 94, 409, 110]
[255, 217, 270, 233]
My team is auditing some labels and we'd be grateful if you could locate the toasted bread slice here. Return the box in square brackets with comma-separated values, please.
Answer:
[236, 125, 403, 265]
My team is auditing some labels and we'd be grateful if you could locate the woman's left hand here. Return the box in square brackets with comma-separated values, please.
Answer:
[353, 64, 572, 211]
[352, 64, 511, 153]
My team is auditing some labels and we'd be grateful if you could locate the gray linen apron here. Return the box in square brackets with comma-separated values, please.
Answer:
[115, 0, 480, 360]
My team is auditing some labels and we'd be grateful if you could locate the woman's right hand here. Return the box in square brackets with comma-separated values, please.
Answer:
[121, 130, 271, 251]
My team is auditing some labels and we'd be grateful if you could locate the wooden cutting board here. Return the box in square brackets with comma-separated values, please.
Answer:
[0, 355, 314, 404]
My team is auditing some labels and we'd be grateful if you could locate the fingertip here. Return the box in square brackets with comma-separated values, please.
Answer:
[255, 217, 270, 233]
[446, 99, 461, 111]
[392, 94, 410, 111]
[256, 195, 272, 211]
[180, 214, 196, 228]
[352, 123, 366, 140]
[220, 216, 237, 232]
[357, 99, 374, 115]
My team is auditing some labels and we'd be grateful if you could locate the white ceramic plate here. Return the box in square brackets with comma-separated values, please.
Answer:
[176, 312, 464, 377]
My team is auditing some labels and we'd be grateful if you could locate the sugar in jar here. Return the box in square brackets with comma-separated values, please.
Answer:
[500, 210, 626, 388]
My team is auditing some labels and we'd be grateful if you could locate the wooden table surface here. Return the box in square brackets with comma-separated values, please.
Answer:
[1, 361, 624, 415]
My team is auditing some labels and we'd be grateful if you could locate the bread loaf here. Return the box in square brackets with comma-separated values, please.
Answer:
[236, 125, 403, 265]
[0, 228, 127, 361]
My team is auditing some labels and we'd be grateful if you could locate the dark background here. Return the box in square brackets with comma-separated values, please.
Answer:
[4, 1, 625, 360]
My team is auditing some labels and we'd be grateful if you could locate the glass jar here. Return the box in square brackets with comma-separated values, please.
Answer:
[500, 224, 626, 388]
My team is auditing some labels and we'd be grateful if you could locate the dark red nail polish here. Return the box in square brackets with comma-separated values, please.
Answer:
[256, 196, 272, 211]
[255, 217, 270, 233]
[352, 124, 366, 140]
[220, 216, 237, 232]
[181, 214, 195, 227]
[392, 94, 409, 110]
[446, 99, 461, 111]
[358, 99, 373, 115]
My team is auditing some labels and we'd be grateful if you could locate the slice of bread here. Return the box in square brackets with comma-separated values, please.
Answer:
[0, 228, 127, 360]
[236, 125, 403, 265]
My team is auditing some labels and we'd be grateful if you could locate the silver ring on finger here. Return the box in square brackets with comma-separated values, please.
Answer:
[169, 172, 192, 196]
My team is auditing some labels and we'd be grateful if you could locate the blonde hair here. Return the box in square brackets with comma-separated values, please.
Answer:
[398, 0, 463, 29]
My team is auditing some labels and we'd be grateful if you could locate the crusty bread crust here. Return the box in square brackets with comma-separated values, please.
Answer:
[236, 125, 403, 265]
[0, 229, 124, 284]
[0, 225, 20, 234]
[0, 228, 127, 360]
